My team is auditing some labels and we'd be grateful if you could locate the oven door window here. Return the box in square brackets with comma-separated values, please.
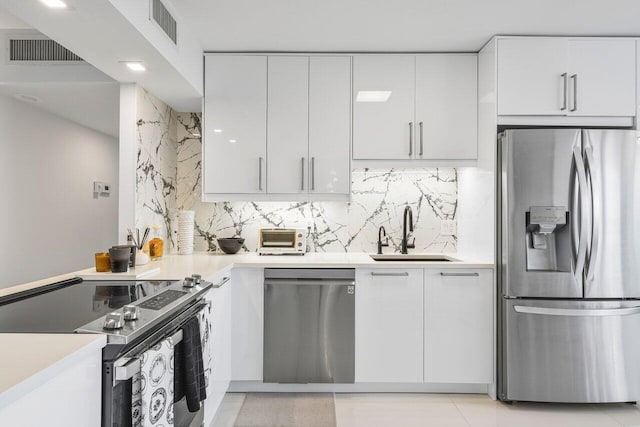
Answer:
[262, 231, 295, 248]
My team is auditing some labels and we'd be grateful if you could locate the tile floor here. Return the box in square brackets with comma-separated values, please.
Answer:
[212, 393, 640, 427]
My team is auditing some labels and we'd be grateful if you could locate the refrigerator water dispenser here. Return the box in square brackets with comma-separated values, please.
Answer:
[525, 206, 570, 272]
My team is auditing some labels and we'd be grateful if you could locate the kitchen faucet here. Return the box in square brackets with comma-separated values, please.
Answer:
[377, 226, 389, 254]
[401, 205, 415, 254]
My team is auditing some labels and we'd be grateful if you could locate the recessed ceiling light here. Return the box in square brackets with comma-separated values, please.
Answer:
[356, 90, 392, 103]
[213, 129, 222, 133]
[14, 94, 43, 104]
[229, 139, 237, 144]
[40, 0, 68, 8]
[125, 62, 146, 72]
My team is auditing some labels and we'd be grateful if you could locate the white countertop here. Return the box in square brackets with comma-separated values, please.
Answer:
[0, 251, 492, 405]
[1, 252, 493, 297]
[0, 334, 106, 410]
[72, 251, 494, 283]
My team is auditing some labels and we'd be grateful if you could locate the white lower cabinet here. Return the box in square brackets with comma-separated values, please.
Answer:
[355, 269, 424, 383]
[203, 275, 233, 427]
[231, 268, 264, 381]
[0, 346, 102, 426]
[424, 269, 494, 384]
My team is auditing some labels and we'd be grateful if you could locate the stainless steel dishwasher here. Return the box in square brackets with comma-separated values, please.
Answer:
[263, 268, 355, 383]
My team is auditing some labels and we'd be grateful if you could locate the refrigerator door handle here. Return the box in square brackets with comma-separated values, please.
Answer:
[571, 145, 589, 281]
[514, 305, 640, 317]
[583, 145, 599, 283]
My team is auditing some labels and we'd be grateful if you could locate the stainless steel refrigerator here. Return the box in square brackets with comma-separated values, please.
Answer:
[498, 128, 640, 403]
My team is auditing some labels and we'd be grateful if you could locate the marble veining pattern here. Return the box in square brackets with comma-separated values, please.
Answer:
[135, 87, 178, 246]
[176, 113, 458, 253]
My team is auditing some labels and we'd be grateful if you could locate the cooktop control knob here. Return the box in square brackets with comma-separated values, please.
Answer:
[103, 312, 124, 330]
[122, 305, 140, 321]
[191, 274, 202, 284]
[183, 277, 195, 288]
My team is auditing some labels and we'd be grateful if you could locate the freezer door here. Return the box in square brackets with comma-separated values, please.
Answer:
[501, 129, 585, 298]
[583, 130, 640, 298]
[503, 299, 640, 403]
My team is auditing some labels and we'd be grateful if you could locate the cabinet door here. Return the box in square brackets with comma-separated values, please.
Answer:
[203, 55, 266, 193]
[424, 269, 493, 384]
[497, 38, 568, 116]
[353, 55, 416, 160]
[415, 54, 478, 159]
[203, 277, 232, 427]
[267, 56, 309, 194]
[309, 56, 351, 195]
[355, 269, 423, 383]
[567, 39, 636, 117]
[231, 268, 264, 381]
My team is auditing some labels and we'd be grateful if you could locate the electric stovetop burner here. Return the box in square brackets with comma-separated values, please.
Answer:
[0, 279, 179, 334]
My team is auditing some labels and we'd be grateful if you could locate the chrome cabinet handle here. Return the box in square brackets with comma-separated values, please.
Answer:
[572, 145, 589, 282]
[419, 121, 424, 156]
[211, 276, 230, 289]
[560, 73, 568, 111]
[440, 272, 479, 277]
[514, 305, 640, 317]
[258, 157, 263, 191]
[371, 272, 409, 277]
[408, 122, 413, 157]
[570, 74, 578, 112]
[300, 157, 305, 191]
[311, 157, 315, 191]
[583, 146, 599, 283]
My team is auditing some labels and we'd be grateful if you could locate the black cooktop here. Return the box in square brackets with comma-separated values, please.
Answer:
[0, 278, 178, 333]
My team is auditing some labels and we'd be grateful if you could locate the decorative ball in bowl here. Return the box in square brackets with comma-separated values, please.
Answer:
[217, 238, 245, 254]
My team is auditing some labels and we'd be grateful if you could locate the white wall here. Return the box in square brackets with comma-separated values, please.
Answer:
[0, 95, 119, 288]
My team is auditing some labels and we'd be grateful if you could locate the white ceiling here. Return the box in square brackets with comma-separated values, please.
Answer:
[173, 0, 640, 51]
[0, 5, 28, 29]
[0, 82, 120, 137]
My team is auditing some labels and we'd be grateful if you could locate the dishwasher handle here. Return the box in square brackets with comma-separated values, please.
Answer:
[264, 278, 355, 286]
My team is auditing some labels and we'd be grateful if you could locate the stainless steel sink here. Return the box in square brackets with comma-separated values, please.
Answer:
[370, 254, 460, 262]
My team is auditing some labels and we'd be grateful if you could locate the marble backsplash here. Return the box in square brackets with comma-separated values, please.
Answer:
[176, 113, 458, 253]
[135, 87, 178, 247]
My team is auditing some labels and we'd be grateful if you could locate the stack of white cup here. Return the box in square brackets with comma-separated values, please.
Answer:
[177, 210, 195, 255]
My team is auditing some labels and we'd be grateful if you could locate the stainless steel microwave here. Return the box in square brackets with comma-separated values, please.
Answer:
[258, 228, 307, 255]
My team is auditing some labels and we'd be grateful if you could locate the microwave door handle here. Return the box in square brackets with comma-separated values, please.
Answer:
[572, 145, 588, 282]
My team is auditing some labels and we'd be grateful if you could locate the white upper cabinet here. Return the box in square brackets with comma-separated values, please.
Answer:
[497, 37, 636, 117]
[203, 55, 267, 194]
[203, 54, 350, 199]
[415, 54, 478, 159]
[355, 269, 424, 383]
[497, 38, 569, 116]
[353, 54, 478, 161]
[567, 39, 636, 117]
[424, 269, 493, 384]
[353, 55, 416, 160]
[309, 56, 352, 195]
[267, 56, 309, 194]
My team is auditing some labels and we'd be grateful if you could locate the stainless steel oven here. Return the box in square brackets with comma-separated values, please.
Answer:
[106, 300, 207, 427]
[0, 274, 214, 427]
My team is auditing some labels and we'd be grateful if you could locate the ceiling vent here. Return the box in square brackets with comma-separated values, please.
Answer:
[9, 38, 83, 62]
[151, 0, 178, 45]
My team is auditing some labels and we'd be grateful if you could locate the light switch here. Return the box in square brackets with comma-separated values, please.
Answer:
[93, 181, 111, 197]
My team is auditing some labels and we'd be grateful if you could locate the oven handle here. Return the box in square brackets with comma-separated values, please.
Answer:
[112, 299, 207, 385]
[114, 329, 184, 381]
